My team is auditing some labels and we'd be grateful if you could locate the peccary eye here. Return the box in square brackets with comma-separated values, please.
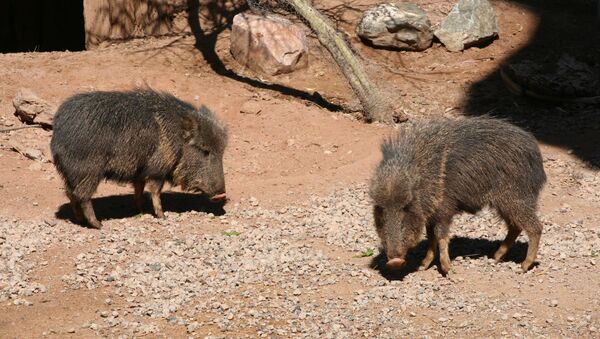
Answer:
[202, 149, 210, 156]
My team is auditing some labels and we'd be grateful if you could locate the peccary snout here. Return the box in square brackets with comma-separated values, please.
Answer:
[372, 185, 418, 272]
[211, 192, 227, 202]
[208, 165, 227, 202]
[386, 258, 406, 270]
[385, 240, 408, 269]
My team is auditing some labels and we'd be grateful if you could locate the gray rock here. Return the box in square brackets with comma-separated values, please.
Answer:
[356, 3, 433, 51]
[9, 141, 44, 162]
[434, 0, 499, 52]
[12, 88, 55, 127]
[24, 148, 43, 161]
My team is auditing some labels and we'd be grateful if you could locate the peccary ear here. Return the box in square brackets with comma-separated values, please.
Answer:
[182, 115, 197, 143]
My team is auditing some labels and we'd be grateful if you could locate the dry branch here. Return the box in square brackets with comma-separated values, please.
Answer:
[284, 0, 405, 122]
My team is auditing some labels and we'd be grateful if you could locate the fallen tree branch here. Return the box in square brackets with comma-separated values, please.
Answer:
[284, 0, 406, 123]
[0, 125, 47, 133]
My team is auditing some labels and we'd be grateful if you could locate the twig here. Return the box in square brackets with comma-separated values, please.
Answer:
[0, 125, 46, 133]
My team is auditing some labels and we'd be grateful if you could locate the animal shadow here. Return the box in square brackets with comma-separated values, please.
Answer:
[55, 191, 226, 226]
[370, 236, 529, 280]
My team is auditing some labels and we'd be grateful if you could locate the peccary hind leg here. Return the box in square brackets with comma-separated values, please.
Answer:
[133, 180, 146, 213]
[147, 180, 165, 218]
[67, 192, 85, 223]
[497, 202, 543, 272]
[66, 178, 102, 229]
[493, 223, 522, 262]
[521, 222, 542, 272]
[81, 200, 102, 229]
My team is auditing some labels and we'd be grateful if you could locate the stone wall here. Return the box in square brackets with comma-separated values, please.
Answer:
[83, 0, 185, 49]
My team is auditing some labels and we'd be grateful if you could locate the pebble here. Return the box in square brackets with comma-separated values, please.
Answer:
[0, 177, 598, 337]
[24, 148, 43, 161]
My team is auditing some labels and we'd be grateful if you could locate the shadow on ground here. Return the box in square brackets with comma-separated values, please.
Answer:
[370, 236, 529, 280]
[185, 0, 342, 111]
[463, 0, 600, 168]
[55, 192, 226, 225]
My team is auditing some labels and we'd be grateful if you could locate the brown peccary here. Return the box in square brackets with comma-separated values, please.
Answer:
[369, 117, 546, 275]
[50, 90, 228, 229]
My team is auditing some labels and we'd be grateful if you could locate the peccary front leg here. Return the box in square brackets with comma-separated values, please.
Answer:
[434, 216, 453, 275]
[147, 180, 165, 218]
[133, 180, 146, 213]
[81, 200, 103, 229]
[421, 225, 438, 270]
[438, 237, 451, 275]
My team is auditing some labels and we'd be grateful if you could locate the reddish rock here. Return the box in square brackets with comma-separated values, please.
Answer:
[230, 13, 308, 75]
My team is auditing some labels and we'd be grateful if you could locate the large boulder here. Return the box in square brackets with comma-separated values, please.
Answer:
[230, 13, 308, 76]
[434, 0, 499, 52]
[356, 3, 433, 51]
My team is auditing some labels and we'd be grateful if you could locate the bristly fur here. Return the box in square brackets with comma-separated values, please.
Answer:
[51, 89, 228, 228]
[370, 116, 547, 273]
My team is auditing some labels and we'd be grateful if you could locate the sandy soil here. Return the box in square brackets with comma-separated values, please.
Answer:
[0, 0, 599, 338]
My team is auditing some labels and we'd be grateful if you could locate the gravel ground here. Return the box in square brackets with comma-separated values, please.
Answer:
[1, 157, 599, 338]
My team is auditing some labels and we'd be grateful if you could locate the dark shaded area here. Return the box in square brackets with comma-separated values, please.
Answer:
[357, 36, 438, 52]
[370, 236, 529, 280]
[463, 0, 600, 168]
[0, 0, 85, 52]
[56, 192, 226, 226]
[186, 0, 343, 111]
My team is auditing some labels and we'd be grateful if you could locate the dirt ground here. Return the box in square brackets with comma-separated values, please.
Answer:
[1, 0, 599, 338]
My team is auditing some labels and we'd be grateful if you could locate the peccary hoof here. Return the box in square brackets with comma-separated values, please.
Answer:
[210, 193, 227, 202]
[88, 221, 103, 229]
[386, 258, 406, 270]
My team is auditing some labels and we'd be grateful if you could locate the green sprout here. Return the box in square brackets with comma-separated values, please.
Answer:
[222, 230, 241, 237]
[356, 248, 375, 258]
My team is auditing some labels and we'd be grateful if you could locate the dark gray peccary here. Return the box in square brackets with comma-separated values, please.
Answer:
[369, 117, 546, 275]
[51, 90, 228, 229]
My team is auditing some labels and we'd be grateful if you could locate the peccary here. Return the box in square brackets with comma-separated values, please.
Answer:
[51, 90, 228, 229]
[369, 117, 546, 275]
